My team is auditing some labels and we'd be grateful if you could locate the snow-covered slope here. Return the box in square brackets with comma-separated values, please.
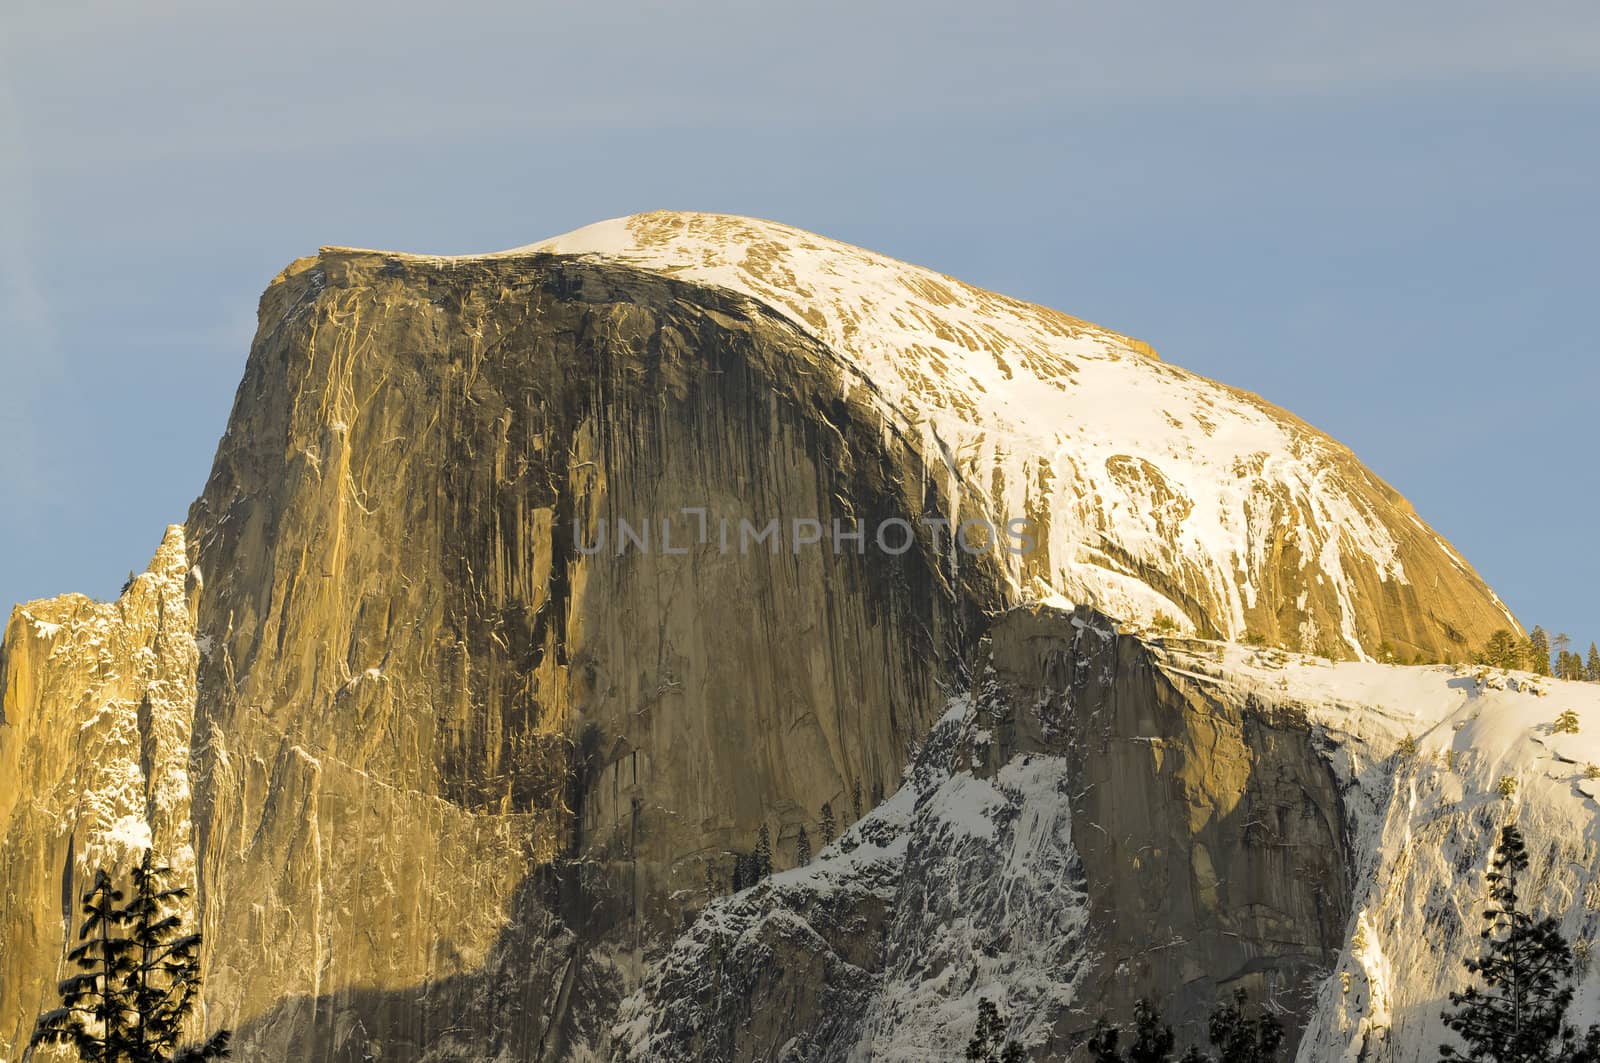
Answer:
[612, 608, 1600, 1062]
[514, 211, 1516, 659]
[1171, 642, 1600, 1061]
[609, 695, 1095, 1063]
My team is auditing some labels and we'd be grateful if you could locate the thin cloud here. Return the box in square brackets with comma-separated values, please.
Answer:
[9, 2, 1600, 170]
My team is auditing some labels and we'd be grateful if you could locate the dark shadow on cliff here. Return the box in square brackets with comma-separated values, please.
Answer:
[974, 609, 1355, 1059]
[221, 860, 622, 1063]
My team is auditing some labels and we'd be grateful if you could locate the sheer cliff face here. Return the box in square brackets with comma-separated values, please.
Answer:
[0, 214, 1531, 1062]
[175, 249, 1000, 1057]
[612, 607, 1350, 1061]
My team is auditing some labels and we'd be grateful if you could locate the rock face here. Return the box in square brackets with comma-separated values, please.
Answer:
[178, 248, 1000, 1059]
[611, 606, 1350, 1061]
[0, 213, 1543, 1063]
[530, 213, 1517, 661]
[0, 529, 201, 1060]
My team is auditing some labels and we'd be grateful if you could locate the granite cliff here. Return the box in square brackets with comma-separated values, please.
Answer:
[2, 213, 1567, 1063]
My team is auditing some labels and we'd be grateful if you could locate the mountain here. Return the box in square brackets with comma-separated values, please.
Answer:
[0, 212, 1574, 1063]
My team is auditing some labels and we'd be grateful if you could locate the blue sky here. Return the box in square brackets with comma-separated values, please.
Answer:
[2, 1, 1596, 644]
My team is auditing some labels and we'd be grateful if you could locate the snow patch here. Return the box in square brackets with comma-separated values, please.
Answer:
[1163, 642, 1600, 1062]
[516, 211, 1429, 652]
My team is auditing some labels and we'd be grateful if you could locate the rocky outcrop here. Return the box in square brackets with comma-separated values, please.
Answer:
[611, 605, 1349, 1060]
[0, 528, 201, 1060]
[988, 609, 1349, 1045]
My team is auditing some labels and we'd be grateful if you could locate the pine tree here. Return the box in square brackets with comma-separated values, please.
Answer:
[704, 862, 719, 902]
[1486, 629, 1520, 670]
[1089, 1018, 1120, 1062]
[819, 802, 836, 847]
[1089, 999, 1177, 1062]
[965, 997, 1025, 1062]
[31, 855, 230, 1063]
[1529, 627, 1552, 676]
[1181, 990, 1282, 1063]
[1210, 989, 1283, 1062]
[121, 852, 226, 1063]
[32, 869, 136, 1062]
[731, 853, 749, 892]
[852, 781, 863, 822]
[1588, 643, 1600, 683]
[1439, 824, 1600, 1061]
[796, 826, 811, 867]
[1518, 636, 1536, 670]
[754, 824, 772, 880]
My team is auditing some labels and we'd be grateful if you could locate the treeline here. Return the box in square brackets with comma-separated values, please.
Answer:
[966, 991, 1283, 1062]
[708, 784, 881, 898]
[970, 823, 1598, 1061]
[1477, 625, 1600, 680]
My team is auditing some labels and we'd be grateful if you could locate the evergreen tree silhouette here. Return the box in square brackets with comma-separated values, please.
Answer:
[965, 997, 1025, 1062]
[32, 868, 135, 1061]
[851, 781, 863, 822]
[1206, 991, 1282, 1063]
[1178, 990, 1282, 1063]
[819, 802, 836, 847]
[796, 826, 811, 867]
[1089, 1019, 1120, 1063]
[1529, 627, 1552, 676]
[1588, 643, 1600, 683]
[754, 824, 773, 880]
[126, 853, 227, 1062]
[1439, 824, 1600, 1061]
[1485, 629, 1520, 669]
[31, 853, 230, 1062]
[1089, 998, 1177, 1062]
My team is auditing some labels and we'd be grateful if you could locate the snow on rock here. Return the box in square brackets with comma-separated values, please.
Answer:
[1161, 642, 1600, 1062]
[616, 618, 1600, 1063]
[854, 750, 1088, 1061]
[0, 526, 201, 1059]
[514, 212, 1516, 658]
[611, 699, 1089, 1062]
